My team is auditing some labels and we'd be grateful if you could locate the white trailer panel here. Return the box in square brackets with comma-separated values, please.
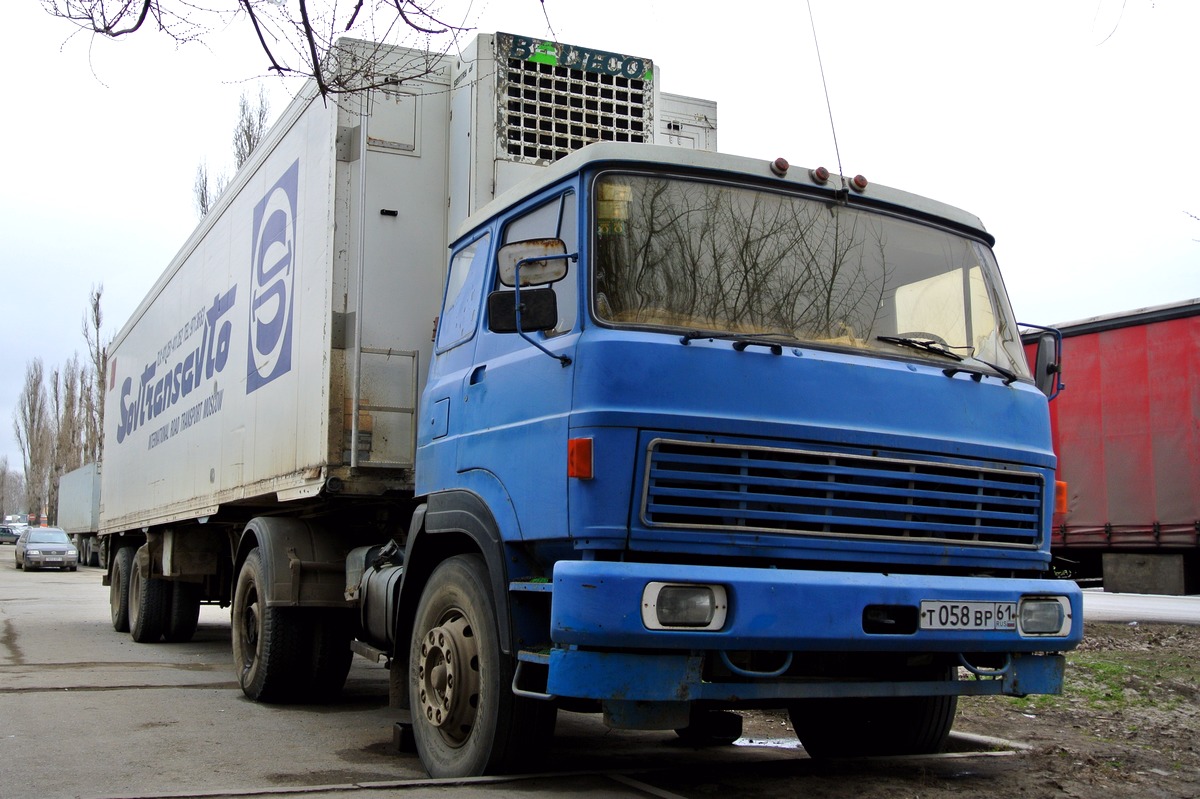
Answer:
[99, 34, 716, 537]
[57, 463, 101, 535]
[101, 42, 452, 535]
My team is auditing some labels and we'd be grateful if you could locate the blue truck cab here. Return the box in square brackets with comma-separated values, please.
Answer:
[404, 141, 1080, 775]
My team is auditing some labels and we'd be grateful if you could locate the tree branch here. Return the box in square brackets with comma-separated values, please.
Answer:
[238, 0, 286, 76]
[296, 0, 329, 97]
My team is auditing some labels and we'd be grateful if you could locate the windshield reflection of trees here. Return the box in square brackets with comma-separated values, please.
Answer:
[595, 176, 891, 345]
[593, 174, 1031, 375]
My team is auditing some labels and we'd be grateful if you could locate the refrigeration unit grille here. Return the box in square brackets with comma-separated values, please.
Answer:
[502, 58, 649, 163]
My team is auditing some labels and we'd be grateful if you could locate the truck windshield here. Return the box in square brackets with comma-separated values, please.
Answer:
[591, 172, 1030, 378]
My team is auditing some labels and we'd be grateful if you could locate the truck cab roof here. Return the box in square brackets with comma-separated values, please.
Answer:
[454, 142, 991, 246]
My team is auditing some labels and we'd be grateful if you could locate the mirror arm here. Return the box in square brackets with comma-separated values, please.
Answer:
[514, 259, 573, 367]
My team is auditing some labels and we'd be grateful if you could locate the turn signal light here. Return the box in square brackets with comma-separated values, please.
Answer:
[1055, 480, 1068, 515]
[568, 437, 593, 479]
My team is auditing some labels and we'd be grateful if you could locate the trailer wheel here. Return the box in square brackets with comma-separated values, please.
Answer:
[308, 609, 353, 700]
[129, 559, 168, 643]
[164, 582, 202, 643]
[409, 554, 549, 777]
[232, 548, 308, 702]
[110, 547, 133, 632]
[788, 669, 957, 758]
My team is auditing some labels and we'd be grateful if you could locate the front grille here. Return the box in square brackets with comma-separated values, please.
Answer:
[641, 439, 1043, 548]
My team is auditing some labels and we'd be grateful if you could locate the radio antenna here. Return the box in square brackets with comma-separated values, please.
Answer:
[806, 1, 846, 190]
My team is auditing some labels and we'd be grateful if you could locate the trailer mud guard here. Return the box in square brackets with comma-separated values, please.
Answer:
[236, 517, 352, 608]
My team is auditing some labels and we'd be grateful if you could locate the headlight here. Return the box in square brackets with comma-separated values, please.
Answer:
[26, 549, 41, 556]
[641, 582, 728, 631]
[1018, 596, 1072, 636]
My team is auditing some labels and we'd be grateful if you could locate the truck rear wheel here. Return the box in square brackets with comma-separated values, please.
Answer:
[232, 548, 308, 702]
[129, 558, 168, 643]
[164, 582, 202, 643]
[788, 670, 958, 758]
[409, 554, 550, 777]
[110, 547, 132, 632]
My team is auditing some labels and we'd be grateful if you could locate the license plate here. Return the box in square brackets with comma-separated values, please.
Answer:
[919, 600, 1016, 630]
[46, 557, 62, 562]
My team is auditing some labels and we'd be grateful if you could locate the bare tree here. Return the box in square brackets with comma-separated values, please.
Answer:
[193, 159, 227, 218]
[233, 87, 271, 170]
[194, 87, 270, 218]
[47, 356, 87, 525]
[82, 284, 109, 463]
[40, 1, 471, 98]
[0, 456, 17, 522]
[13, 359, 52, 524]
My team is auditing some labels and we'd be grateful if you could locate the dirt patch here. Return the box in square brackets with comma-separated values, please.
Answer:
[738, 622, 1200, 798]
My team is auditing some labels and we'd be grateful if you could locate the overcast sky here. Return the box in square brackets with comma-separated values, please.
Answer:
[1, 0, 1196, 473]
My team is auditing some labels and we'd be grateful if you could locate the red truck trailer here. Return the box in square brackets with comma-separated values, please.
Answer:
[1033, 299, 1200, 594]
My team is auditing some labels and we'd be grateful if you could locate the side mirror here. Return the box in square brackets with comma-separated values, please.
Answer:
[487, 287, 559, 334]
[1033, 330, 1063, 399]
[497, 238, 569, 287]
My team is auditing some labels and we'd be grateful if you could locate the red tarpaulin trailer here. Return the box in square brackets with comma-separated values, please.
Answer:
[1026, 300, 1200, 594]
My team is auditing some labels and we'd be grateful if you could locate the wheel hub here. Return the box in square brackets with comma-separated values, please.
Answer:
[240, 600, 260, 668]
[417, 615, 480, 745]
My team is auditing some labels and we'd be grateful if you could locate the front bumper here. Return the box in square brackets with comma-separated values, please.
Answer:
[541, 561, 1080, 702]
[25, 553, 78, 569]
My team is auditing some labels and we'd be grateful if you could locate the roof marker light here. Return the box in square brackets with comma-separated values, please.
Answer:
[770, 157, 789, 177]
[851, 174, 869, 192]
[809, 166, 830, 185]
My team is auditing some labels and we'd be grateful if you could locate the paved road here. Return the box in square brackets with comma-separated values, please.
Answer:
[0, 553, 823, 799]
[3, 548, 1187, 799]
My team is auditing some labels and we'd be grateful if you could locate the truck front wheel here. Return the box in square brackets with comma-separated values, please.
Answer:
[788, 670, 957, 758]
[409, 554, 548, 777]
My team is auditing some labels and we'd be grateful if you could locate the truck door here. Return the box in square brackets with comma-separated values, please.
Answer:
[457, 191, 580, 541]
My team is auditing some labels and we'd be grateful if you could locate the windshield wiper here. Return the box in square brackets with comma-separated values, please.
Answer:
[876, 336, 1019, 384]
[875, 335, 963, 362]
[680, 331, 789, 354]
[943, 358, 1020, 386]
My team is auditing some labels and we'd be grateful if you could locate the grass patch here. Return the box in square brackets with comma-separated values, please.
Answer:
[996, 625, 1199, 715]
